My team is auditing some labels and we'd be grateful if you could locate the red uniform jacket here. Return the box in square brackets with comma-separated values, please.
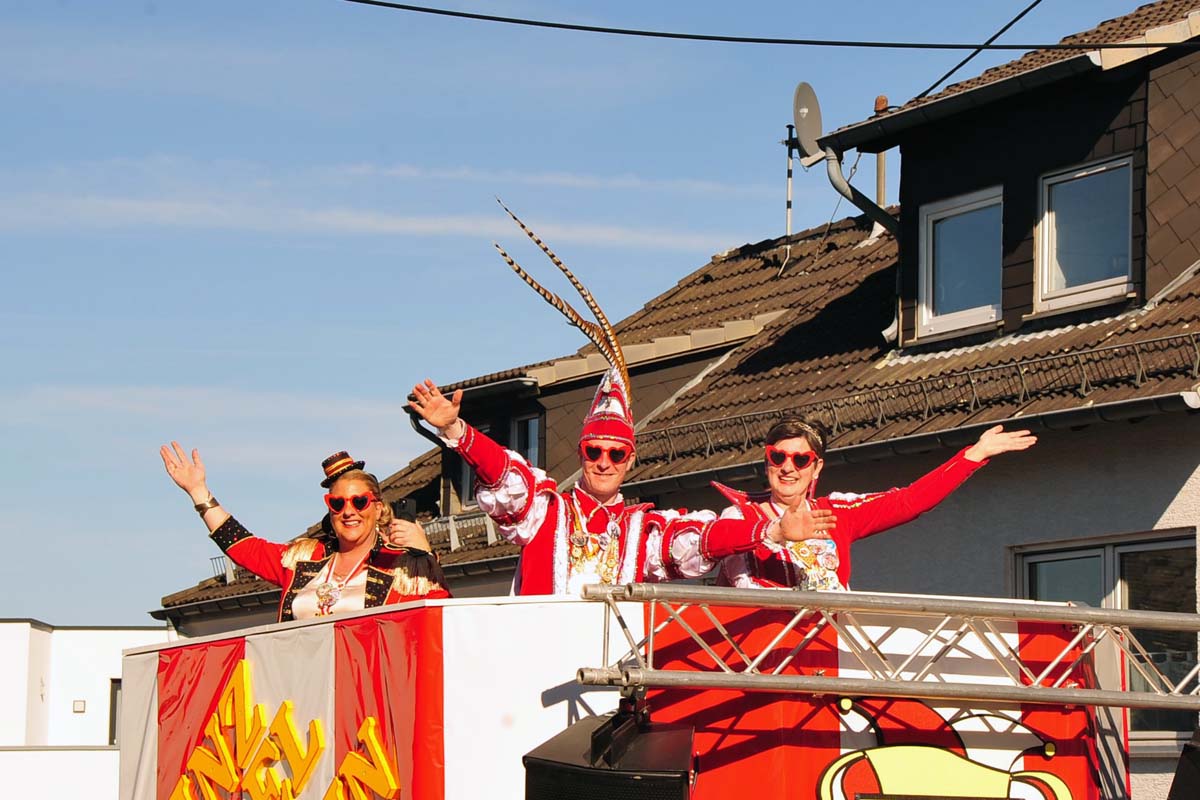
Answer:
[211, 517, 450, 621]
[714, 448, 985, 590]
[452, 423, 774, 596]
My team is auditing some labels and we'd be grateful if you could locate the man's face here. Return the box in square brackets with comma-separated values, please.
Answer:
[578, 438, 632, 503]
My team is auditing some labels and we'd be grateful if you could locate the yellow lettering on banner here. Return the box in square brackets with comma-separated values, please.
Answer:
[244, 733, 296, 800]
[271, 700, 326, 794]
[167, 774, 198, 800]
[322, 717, 401, 800]
[169, 659, 402, 800]
[217, 659, 268, 771]
[243, 700, 328, 800]
[185, 711, 239, 800]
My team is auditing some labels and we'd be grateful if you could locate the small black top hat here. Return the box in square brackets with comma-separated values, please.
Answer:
[320, 450, 365, 488]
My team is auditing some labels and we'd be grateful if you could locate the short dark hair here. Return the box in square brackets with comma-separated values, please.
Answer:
[764, 416, 830, 458]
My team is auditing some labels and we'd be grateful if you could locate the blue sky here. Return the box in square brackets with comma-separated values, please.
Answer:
[1, 0, 1142, 624]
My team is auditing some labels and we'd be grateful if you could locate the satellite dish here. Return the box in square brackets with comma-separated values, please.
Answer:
[792, 82, 824, 161]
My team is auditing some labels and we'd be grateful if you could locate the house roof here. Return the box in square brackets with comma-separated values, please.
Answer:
[824, 0, 1200, 153]
[623, 235, 1200, 488]
[437, 228, 848, 394]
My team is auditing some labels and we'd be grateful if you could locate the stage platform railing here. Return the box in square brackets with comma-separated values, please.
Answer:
[577, 583, 1200, 713]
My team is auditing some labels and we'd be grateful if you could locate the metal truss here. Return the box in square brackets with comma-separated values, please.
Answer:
[577, 583, 1200, 712]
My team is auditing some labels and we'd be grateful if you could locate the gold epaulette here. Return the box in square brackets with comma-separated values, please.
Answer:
[281, 538, 323, 570]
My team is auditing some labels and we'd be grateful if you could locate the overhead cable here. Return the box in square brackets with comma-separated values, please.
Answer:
[915, 0, 1047, 99]
[344, 0, 1200, 51]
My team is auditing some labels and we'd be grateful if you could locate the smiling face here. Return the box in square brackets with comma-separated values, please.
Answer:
[765, 435, 823, 506]
[578, 438, 632, 505]
[327, 475, 382, 551]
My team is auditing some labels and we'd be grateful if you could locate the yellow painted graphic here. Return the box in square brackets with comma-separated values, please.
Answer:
[817, 699, 1072, 800]
[169, 659, 400, 800]
[818, 745, 1072, 800]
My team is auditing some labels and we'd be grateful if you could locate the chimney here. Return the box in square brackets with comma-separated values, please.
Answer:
[874, 95, 888, 207]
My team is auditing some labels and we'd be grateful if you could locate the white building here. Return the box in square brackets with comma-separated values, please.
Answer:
[0, 619, 172, 799]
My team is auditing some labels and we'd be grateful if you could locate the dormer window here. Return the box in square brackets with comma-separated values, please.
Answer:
[917, 187, 1003, 338]
[511, 414, 540, 468]
[1036, 157, 1132, 312]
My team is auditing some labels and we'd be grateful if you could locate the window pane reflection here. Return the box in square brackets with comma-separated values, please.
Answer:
[932, 203, 1001, 316]
[1047, 165, 1129, 293]
[1028, 554, 1103, 607]
[1123, 547, 1197, 732]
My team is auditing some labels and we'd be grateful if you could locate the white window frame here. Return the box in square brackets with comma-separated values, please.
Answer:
[459, 423, 489, 507]
[510, 413, 540, 469]
[918, 186, 1003, 338]
[1035, 156, 1133, 313]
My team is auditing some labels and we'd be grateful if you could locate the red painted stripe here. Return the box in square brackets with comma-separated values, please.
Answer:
[647, 604, 841, 799]
[155, 637, 246, 800]
[1018, 619, 1105, 800]
[334, 606, 445, 800]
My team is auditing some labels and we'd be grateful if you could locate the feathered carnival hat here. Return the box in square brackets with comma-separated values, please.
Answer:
[492, 200, 634, 450]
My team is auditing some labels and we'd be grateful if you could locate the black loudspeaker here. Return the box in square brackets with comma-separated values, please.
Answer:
[524, 709, 694, 800]
[1167, 725, 1200, 800]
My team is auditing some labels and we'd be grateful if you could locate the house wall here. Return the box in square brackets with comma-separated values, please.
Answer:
[25, 625, 51, 745]
[0, 749, 120, 800]
[1146, 48, 1200, 296]
[0, 623, 34, 745]
[897, 65, 1148, 341]
[45, 628, 170, 746]
[0, 622, 171, 800]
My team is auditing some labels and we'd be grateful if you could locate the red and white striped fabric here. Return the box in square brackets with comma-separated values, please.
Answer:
[119, 598, 625, 800]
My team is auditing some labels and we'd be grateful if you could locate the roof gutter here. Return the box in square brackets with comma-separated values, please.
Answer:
[820, 53, 1099, 154]
[625, 391, 1200, 496]
[149, 589, 279, 621]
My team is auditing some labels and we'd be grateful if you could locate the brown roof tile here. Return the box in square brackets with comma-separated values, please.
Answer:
[623, 226, 1200, 485]
[828, 1, 1200, 149]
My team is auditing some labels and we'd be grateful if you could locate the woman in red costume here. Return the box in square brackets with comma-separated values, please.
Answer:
[160, 444, 450, 620]
[714, 417, 1036, 590]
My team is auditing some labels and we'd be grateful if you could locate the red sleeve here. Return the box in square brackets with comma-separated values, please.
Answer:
[699, 516, 774, 560]
[213, 517, 289, 587]
[455, 423, 525, 487]
[826, 448, 985, 544]
[453, 422, 544, 526]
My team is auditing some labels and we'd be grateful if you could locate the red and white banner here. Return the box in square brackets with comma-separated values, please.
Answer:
[120, 595, 1127, 800]
[121, 598, 627, 800]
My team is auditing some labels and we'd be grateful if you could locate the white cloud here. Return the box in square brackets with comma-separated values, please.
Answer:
[10, 384, 393, 422]
[334, 162, 775, 197]
[0, 156, 772, 250]
[0, 191, 735, 251]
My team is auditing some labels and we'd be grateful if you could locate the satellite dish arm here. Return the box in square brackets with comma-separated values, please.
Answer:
[824, 146, 898, 235]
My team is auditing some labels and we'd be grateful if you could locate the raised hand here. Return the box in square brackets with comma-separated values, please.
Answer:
[409, 379, 464, 436]
[160, 441, 210, 501]
[774, 503, 837, 543]
[384, 519, 432, 552]
[964, 425, 1038, 462]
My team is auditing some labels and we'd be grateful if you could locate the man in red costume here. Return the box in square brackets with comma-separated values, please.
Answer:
[410, 372, 830, 596]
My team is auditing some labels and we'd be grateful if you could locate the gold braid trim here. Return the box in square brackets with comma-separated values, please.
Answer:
[281, 538, 322, 570]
